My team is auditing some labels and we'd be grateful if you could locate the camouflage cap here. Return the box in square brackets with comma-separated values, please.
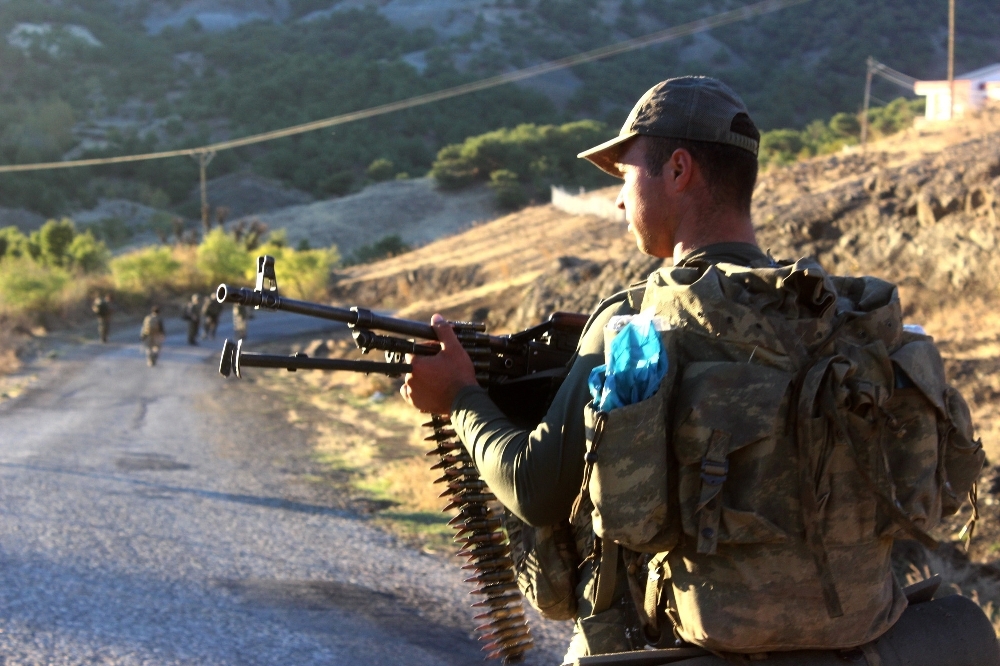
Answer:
[578, 76, 759, 178]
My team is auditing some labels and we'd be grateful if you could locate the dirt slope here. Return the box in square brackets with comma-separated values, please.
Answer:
[332, 107, 1000, 584]
[255, 177, 499, 256]
[336, 106, 1000, 451]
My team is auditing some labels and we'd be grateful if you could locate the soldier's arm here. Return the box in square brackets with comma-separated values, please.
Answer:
[451, 296, 632, 526]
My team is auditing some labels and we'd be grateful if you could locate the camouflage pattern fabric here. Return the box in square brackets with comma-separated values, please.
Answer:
[577, 258, 983, 653]
[140, 314, 165, 366]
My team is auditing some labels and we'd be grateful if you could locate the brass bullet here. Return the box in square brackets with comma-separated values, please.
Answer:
[474, 606, 522, 621]
[485, 639, 533, 660]
[455, 516, 499, 529]
[425, 443, 463, 456]
[464, 570, 515, 585]
[448, 507, 489, 526]
[471, 593, 521, 608]
[424, 429, 457, 442]
[462, 556, 513, 571]
[474, 614, 525, 633]
[458, 544, 510, 559]
[459, 532, 504, 546]
[449, 479, 488, 491]
[482, 629, 532, 652]
[479, 625, 530, 644]
[469, 582, 519, 595]
[430, 454, 472, 469]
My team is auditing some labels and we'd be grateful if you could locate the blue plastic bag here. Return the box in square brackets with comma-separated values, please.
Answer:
[588, 311, 668, 412]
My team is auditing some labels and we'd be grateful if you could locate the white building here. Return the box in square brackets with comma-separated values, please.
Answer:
[914, 63, 1000, 121]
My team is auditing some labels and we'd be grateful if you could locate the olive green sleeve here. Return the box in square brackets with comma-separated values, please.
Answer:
[450, 298, 634, 526]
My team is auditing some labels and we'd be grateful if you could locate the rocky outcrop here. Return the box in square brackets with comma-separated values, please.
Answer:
[752, 131, 1000, 303]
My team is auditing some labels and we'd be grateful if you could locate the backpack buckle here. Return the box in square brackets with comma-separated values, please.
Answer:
[700, 457, 729, 485]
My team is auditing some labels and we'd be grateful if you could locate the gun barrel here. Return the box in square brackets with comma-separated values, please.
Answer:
[240, 352, 412, 375]
[220, 338, 413, 378]
[216, 284, 437, 340]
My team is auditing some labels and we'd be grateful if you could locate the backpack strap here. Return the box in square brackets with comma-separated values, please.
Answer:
[695, 430, 731, 555]
[796, 357, 846, 619]
[592, 538, 619, 614]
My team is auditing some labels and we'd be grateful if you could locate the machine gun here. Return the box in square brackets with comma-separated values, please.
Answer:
[217, 255, 588, 427]
[216, 256, 588, 663]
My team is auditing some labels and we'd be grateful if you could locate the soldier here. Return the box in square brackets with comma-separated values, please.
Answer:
[140, 305, 165, 367]
[182, 294, 201, 346]
[201, 292, 223, 340]
[91, 294, 112, 343]
[401, 77, 991, 664]
[232, 303, 252, 341]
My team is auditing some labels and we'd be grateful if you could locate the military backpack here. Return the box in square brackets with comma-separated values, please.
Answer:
[571, 258, 983, 653]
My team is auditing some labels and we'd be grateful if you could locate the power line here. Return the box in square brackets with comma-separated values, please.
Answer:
[861, 56, 918, 146]
[0, 0, 810, 174]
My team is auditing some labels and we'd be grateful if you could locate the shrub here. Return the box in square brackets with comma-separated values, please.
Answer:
[829, 112, 861, 138]
[367, 158, 396, 182]
[251, 239, 339, 301]
[759, 129, 806, 166]
[33, 218, 77, 267]
[759, 97, 924, 168]
[196, 228, 251, 286]
[0, 257, 70, 313]
[0, 226, 30, 260]
[66, 231, 111, 273]
[111, 246, 182, 294]
[348, 235, 411, 265]
[489, 169, 529, 210]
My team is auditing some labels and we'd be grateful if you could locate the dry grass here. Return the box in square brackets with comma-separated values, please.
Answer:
[904, 549, 1000, 635]
[270, 347, 456, 552]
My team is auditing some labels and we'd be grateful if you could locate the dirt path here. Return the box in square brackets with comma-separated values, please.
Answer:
[0, 313, 568, 664]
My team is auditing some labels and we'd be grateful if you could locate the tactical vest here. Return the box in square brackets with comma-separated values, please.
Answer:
[568, 258, 984, 653]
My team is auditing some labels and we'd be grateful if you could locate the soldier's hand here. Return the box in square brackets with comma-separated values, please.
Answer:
[402, 314, 478, 414]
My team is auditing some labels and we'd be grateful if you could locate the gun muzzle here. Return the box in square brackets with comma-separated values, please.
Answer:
[216, 283, 235, 305]
[219, 339, 237, 378]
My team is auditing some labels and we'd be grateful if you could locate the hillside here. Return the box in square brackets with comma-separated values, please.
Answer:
[305, 106, 1000, 614]
[1, 0, 999, 219]
[333, 105, 1000, 473]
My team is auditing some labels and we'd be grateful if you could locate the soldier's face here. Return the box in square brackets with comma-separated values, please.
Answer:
[615, 138, 676, 258]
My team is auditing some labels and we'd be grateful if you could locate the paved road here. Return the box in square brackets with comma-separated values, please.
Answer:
[0, 311, 569, 664]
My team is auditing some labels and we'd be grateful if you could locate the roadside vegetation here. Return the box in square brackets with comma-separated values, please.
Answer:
[0, 219, 338, 323]
[272, 361, 455, 552]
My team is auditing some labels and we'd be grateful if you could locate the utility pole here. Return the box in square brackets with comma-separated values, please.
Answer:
[861, 57, 874, 147]
[948, 0, 956, 120]
[193, 151, 216, 232]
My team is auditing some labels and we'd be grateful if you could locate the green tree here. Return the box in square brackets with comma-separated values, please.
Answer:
[196, 228, 251, 286]
[0, 226, 29, 261]
[111, 247, 182, 293]
[489, 169, 528, 210]
[430, 120, 615, 207]
[66, 231, 111, 273]
[33, 218, 77, 267]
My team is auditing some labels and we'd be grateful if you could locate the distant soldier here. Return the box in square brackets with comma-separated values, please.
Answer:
[182, 294, 201, 346]
[140, 306, 165, 367]
[91, 294, 112, 343]
[201, 293, 223, 340]
[232, 303, 252, 341]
